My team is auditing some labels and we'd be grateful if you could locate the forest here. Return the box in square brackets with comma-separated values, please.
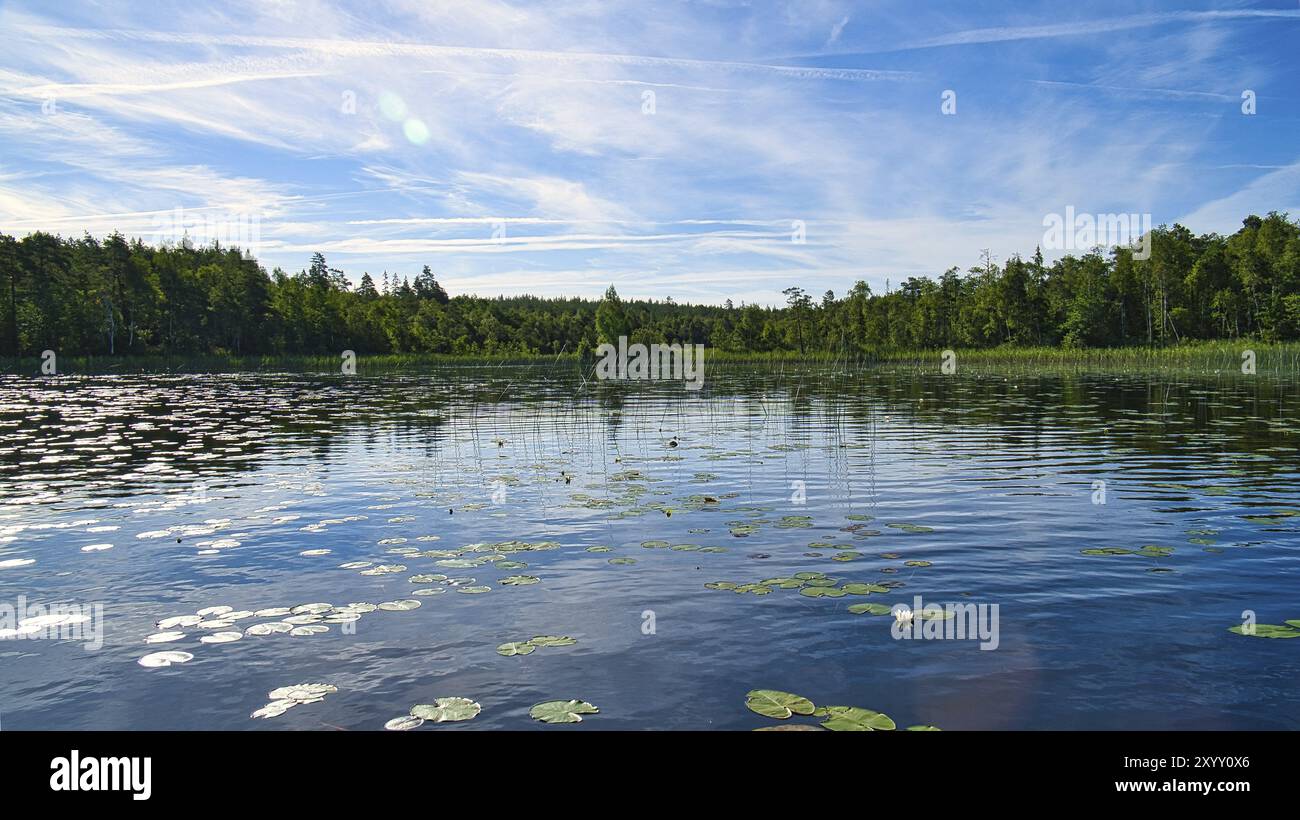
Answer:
[1, 211, 1298, 358]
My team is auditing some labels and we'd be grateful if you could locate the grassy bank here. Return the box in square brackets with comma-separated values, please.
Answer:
[2, 340, 1297, 376]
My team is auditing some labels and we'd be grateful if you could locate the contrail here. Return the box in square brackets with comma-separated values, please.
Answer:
[15, 24, 917, 83]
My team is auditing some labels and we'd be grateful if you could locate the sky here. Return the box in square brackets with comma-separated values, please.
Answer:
[0, 0, 1298, 306]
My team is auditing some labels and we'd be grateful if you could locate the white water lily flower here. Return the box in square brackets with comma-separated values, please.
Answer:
[893, 606, 914, 623]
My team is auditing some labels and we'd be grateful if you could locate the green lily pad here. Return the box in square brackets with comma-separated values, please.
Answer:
[1135, 545, 1174, 557]
[776, 516, 813, 529]
[906, 724, 942, 731]
[841, 583, 889, 595]
[609, 557, 636, 565]
[528, 635, 577, 647]
[500, 575, 539, 586]
[497, 641, 536, 656]
[529, 699, 600, 724]
[744, 689, 815, 719]
[817, 706, 896, 731]
[1228, 624, 1300, 638]
[847, 602, 893, 615]
[800, 586, 847, 598]
[887, 523, 933, 533]
[410, 697, 481, 722]
[705, 581, 738, 590]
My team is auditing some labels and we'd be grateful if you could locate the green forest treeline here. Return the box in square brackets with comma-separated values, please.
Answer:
[2, 212, 1298, 358]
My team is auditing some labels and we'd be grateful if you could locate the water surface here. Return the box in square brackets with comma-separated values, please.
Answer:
[2, 365, 1298, 730]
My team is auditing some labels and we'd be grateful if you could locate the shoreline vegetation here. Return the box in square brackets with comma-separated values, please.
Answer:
[3, 340, 1299, 376]
[3, 212, 1300, 373]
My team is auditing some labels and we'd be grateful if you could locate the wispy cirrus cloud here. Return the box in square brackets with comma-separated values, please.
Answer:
[0, 0, 1296, 306]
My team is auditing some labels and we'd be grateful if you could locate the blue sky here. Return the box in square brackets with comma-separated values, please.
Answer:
[1, 1, 1298, 306]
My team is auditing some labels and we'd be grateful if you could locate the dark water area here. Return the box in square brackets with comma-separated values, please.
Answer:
[1, 364, 1298, 730]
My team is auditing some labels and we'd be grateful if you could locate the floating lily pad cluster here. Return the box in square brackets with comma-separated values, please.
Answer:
[343, 539, 561, 579]
[706, 571, 902, 600]
[743, 689, 936, 731]
[1080, 545, 1175, 558]
[137, 598, 430, 663]
[497, 635, 578, 656]
[251, 682, 338, 719]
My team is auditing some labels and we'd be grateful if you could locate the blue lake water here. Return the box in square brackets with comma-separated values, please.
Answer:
[1, 365, 1298, 730]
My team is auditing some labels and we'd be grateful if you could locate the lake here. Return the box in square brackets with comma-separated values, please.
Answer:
[2, 363, 1298, 730]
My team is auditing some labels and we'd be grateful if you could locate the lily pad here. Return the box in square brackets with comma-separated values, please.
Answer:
[800, 586, 846, 598]
[378, 599, 422, 611]
[1229, 623, 1300, 638]
[528, 635, 577, 647]
[410, 697, 481, 723]
[529, 699, 600, 724]
[144, 631, 187, 644]
[199, 631, 243, 644]
[500, 575, 539, 586]
[385, 715, 425, 731]
[841, 583, 889, 595]
[138, 651, 194, 667]
[744, 689, 815, 719]
[817, 706, 896, 731]
[497, 641, 536, 656]
[847, 602, 893, 615]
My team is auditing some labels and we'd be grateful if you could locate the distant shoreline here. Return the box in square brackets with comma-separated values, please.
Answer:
[4, 340, 1298, 376]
